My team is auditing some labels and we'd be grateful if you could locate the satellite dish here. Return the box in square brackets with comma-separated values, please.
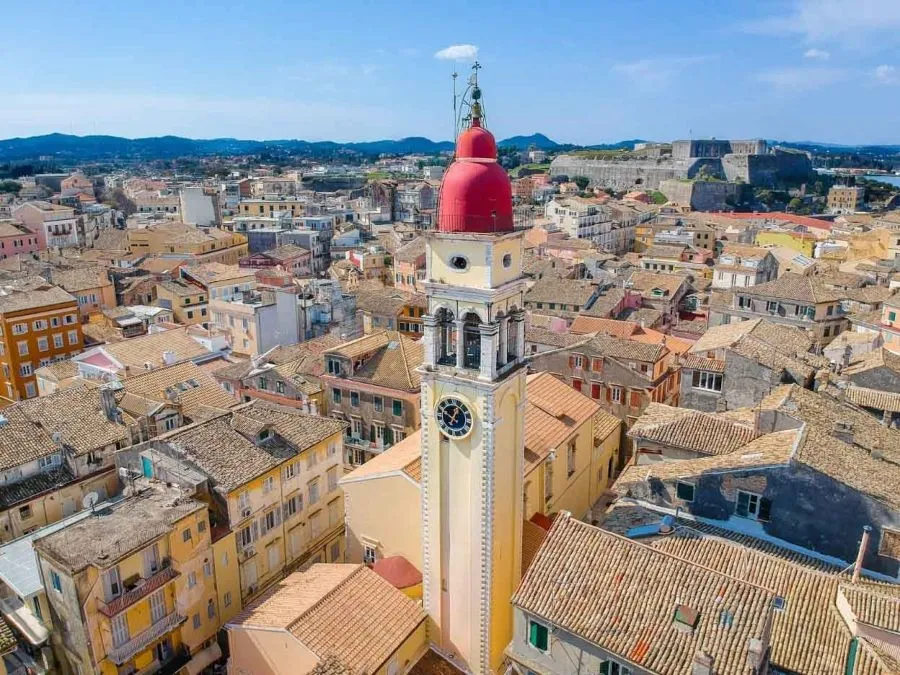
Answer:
[82, 492, 100, 510]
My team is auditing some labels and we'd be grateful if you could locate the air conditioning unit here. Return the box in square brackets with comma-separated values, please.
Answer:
[241, 508, 252, 518]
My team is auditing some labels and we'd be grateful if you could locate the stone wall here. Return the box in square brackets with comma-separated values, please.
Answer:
[555, 140, 809, 192]
[659, 179, 743, 211]
[550, 156, 682, 190]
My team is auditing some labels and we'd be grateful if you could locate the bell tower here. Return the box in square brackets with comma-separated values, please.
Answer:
[419, 69, 526, 674]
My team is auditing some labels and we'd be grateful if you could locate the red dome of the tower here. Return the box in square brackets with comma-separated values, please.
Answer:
[456, 119, 497, 160]
[438, 116, 513, 234]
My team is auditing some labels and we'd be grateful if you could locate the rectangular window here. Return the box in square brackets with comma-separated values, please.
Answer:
[327, 466, 338, 492]
[192, 613, 201, 629]
[591, 358, 603, 371]
[364, 545, 377, 564]
[188, 572, 197, 589]
[283, 463, 296, 480]
[373, 396, 383, 412]
[766, 301, 779, 313]
[309, 479, 320, 506]
[610, 386, 622, 404]
[67, 330, 79, 345]
[263, 476, 274, 493]
[258, 377, 268, 391]
[736, 490, 771, 521]
[566, 442, 576, 478]
[50, 570, 62, 593]
[11, 323, 26, 335]
[692, 371, 723, 392]
[350, 391, 359, 407]
[676, 482, 695, 502]
[37, 336, 48, 352]
[19, 505, 32, 520]
[149, 589, 166, 623]
[572, 378, 582, 392]
[392, 399, 402, 417]
[53, 334, 64, 349]
[17, 341, 28, 356]
[105, 567, 122, 600]
[224, 591, 232, 607]
[32, 320, 47, 331]
[332, 388, 342, 404]
[182, 528, 192, 542]
[528, 619, 549, 651]
[591, 383, 601, 399]
[19, 362, 32, 377]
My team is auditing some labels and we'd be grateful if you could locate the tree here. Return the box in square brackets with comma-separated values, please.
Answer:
[0, 180, 21, 195]
[787, 197, 803, 212]
[573, 176, 590, 191]
[102, 187, 137, 216]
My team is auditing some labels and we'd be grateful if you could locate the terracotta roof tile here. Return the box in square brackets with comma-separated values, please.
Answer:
[513, 514, 775, 675]
[627, 403, 759, 456]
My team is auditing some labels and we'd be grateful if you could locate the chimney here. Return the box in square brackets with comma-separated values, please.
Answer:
[747, 638, 766, 670]
[841, 344, 853, 372]
[831, 420, 854, 445]
[162, 350, 176, 366]
[692, 652, 714, 675]
[309, 399, 318, 416]
[99, 385, 118, 423]
[852, 526, 872, 583]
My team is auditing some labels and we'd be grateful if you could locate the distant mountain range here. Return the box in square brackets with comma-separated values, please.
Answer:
[2, 132, 898, 164]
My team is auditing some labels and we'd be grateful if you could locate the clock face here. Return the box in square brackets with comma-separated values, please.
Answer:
[436, 397, 474, 439]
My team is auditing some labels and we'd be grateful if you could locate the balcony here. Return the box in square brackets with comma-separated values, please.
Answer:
[106, 610, 186, 665]
[97, 563, 179, 618]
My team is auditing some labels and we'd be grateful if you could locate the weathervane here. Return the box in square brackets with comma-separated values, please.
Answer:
[454, 61, 486, 140]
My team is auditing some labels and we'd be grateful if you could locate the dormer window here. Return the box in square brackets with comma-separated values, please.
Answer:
[259, 429, 271, 441]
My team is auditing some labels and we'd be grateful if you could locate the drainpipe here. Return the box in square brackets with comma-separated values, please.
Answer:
[852, 526, 872, 583]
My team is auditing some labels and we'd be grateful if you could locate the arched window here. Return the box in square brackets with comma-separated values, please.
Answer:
[436, 308, 456, 366]
[462, 312, 482, 369]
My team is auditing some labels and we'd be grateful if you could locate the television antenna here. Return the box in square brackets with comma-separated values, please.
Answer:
[82, 491, 100, 512]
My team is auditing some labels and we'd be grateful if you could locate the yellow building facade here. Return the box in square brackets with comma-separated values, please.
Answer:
[755, 230, 817, 257]
[34, 488, 224, 675]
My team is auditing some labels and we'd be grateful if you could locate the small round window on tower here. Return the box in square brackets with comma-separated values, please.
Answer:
[450, 255, 468, 271]
[502, 253, 512, 268]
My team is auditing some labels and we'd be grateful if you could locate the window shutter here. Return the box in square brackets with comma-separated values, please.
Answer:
[758, 498, 772, 521]
[583, 356, 591, 372]
[528, 621, 539, 647]
[736, 492, 750, 517]
[592, 358, 603, 372]
[568, 355, 575, 369]
[591, 383, 601, 400]
[251, 520, 260, 541]
[606, 386, 612, 403]
[274, 508, 282, 527]
[599, 663, 610, 675]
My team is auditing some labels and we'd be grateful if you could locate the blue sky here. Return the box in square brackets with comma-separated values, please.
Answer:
[3, 0, 900, 144]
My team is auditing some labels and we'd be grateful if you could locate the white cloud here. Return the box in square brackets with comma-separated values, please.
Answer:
[611, 55, 711, 87]
[874, 64, 900, 85]
[742, 0, 900, 46]
[434, 44, 479, 61]
[803, 48, 830, 60]
[756, 66, 848, 92]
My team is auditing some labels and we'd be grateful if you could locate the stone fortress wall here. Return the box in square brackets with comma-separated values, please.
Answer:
[551, 139, 810, 191]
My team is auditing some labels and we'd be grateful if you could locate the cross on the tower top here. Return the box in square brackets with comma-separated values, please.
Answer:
[468, 61, 481, 86]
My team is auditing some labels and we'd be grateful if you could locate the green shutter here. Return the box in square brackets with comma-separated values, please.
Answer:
[736, 492, 750, 517]
[599, 662, 610, 675]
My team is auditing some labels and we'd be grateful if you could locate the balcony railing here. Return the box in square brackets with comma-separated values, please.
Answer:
[107, 611, 186, 665]
[97, 563, 179, 618]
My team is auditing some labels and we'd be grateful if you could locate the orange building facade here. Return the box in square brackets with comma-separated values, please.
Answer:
[0, 284, 83, 403]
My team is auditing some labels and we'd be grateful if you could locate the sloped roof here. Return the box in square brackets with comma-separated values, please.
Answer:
[120, 360, 237, 418]
[627, 403, 759, 456]
[0, 276, 76, 314]
[230, 564, 426, 674]
[513, 513, 775, 675]
[524, 372, 602, 473]
[328, 332, 422, 391]
[746, 273, 842, 303]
